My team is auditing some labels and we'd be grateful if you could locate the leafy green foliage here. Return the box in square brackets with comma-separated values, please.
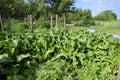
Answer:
[0, 29, 120, 80]
[67, 9, 94, 26]
[47, 0, 74, 15]
[0, 0, 28, 18]
[35, 18, 50, 28]
[94, 10, 117, 21]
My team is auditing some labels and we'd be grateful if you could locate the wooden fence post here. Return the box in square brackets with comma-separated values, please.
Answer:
[63, 14, 66, 28]
[8, 15, 11, 33]
[30, 14, 33, 32]
[55, 14, 58, 28]
[50, 15, 53, 29]
[0, 14, 4, 31]
[117, 62, 120, 80]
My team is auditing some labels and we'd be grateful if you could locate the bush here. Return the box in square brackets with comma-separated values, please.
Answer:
[94, 10, 117, 21]
[35, 18, 50, 29]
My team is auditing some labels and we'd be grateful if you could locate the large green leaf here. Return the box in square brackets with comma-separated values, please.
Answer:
[17, 54, 31, 62]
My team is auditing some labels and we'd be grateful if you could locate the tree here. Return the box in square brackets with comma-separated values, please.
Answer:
[0, 0, 16, 32]
[27, 0, 38, 18]
[37, 0, 49, 19]
[80, 9, 93, 26]
[67, 8, 93, 27]
[13, 0, 28, 19]
[47, 0, 74, 28]
[94, 10, 117, 21]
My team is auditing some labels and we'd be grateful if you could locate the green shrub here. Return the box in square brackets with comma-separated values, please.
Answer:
[35, 18, 50, 29]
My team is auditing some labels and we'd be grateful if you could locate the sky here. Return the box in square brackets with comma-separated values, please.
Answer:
[74, 0, 120, 19]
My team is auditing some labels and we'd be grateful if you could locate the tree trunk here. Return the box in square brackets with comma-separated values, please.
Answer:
[63, 14, 66, 28]
[0, 14, 4, 31]
[8, 15, 11, 32]
[30, 14, 33, 32]
[55, 14, 58, 28]
[50, 15, 53, 29]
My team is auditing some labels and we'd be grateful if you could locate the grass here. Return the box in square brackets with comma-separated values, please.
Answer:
[73, 20, 120, 35]
[2, 18, 120, 35]
[91, 20, 120, 35]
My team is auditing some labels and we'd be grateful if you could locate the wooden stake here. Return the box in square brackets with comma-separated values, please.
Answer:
[117, 62, 120, 80]
[0, 14, 4, 31]
[55, 14, 58, 28]
[8, 15, 11, 32]
[63, 14, 66, 28]
[50, 15, 53, 29]
[30, 14, 33, 32]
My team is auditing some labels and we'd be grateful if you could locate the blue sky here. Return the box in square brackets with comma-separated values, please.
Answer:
[74, 0, 120, 19]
